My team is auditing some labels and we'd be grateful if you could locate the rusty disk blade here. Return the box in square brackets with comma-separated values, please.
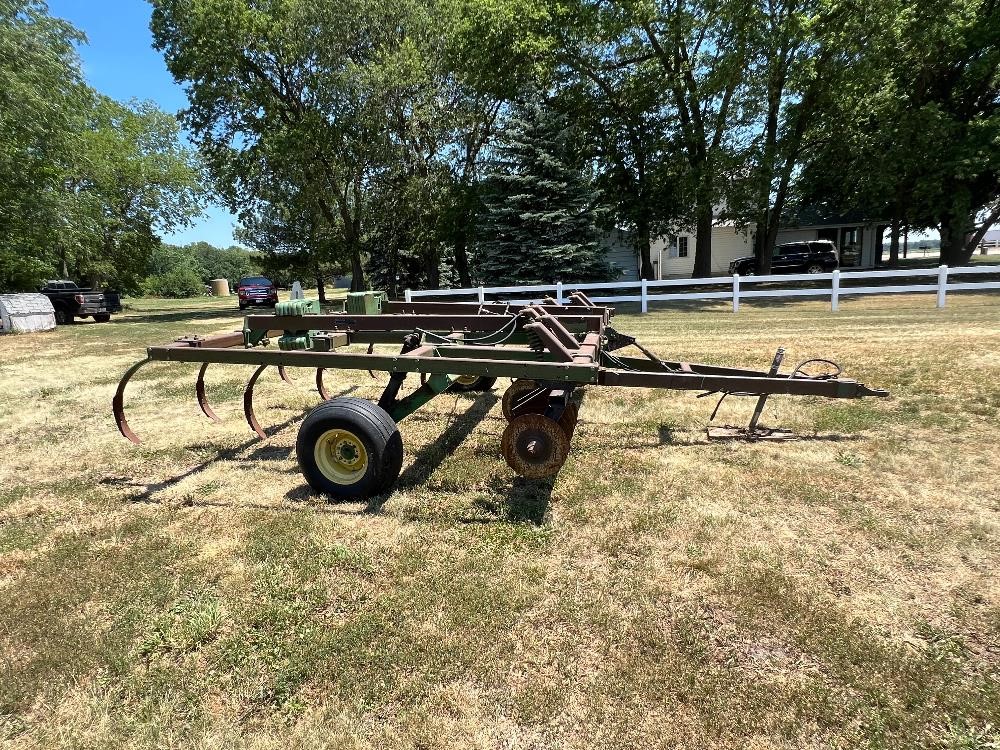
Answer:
[112, 358, 151, 444]
[195, 362, 222, 423]
[316, 368, 330, 400]
[243, 364, 269, 439]
[278, 365, 294, 384]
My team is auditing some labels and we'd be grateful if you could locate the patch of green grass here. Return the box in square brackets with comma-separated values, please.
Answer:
[0, 516, 196, 715]
[0, 517, 50, 554]
[813, 400, 900, 433]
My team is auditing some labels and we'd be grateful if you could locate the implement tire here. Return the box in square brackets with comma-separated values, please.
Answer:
[296, 397, 403, 499]
[449, 375, 497, 392]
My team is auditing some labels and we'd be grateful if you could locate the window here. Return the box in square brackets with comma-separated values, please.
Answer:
[678, 236, 689, 258]
[778, 243, 807, 256]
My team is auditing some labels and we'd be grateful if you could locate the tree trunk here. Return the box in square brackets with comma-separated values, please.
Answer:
[760, 214, 781, 276]
[636, 216, 654, 280]
[692, 201, 713, 278]
[350, 251, 364, 292]
[314, 266, 327, 303]
[426, 253, 440, 290]
[939, 215, 977, 266]
[453, 227, 472, 287]
[889, 218, 900, 267]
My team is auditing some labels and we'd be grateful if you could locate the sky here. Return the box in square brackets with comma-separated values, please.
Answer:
[47, 0, 238, 248]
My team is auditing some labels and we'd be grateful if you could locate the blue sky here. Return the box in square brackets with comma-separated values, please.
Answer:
[47, 0, 238, 247]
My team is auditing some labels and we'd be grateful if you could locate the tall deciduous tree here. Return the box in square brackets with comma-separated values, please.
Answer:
[639, 0, 753, 277]
[0, 0, 85, 289]
[0, 2, 204, 292]
[66, 96, 205, 290]
[736, 0, 878, 273]
[551, 0, 678, 281]
[150, 0, 514, 292]
[797, 0, 1000, 267]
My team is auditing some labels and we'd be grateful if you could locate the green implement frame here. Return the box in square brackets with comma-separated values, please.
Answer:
[113, 295, 889, 498]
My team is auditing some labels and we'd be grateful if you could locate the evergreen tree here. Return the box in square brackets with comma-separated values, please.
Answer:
[476, 99, 611, 285]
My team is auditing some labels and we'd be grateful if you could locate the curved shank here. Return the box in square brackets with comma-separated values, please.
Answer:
[316, 368, 330, 400]
[112, 358, 151, 445]
[195, 362, 222, 423]
[243, 364, 269, 439]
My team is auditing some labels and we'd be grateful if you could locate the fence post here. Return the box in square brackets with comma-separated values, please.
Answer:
[937, 265, 948, 308]
[831, 269, 840, 311]
[732, 274, 740, 313]
[556, 281, 564, 305]
[641, 278, 648, 313]
[477, 286, 485, 304]
[405, 289, 412, 303]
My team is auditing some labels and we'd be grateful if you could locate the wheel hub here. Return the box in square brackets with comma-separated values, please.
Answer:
[314, 428, 369, 484]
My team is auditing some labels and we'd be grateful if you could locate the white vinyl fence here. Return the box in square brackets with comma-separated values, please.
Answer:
[405, 265, 1000, 313]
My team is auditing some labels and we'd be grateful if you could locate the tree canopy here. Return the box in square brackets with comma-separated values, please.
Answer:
[0, 0, 205, 293]
[2, 0, 998, 293]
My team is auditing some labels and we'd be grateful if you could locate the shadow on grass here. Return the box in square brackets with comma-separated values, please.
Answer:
[120, 308, 245, 325]
[365, 390, 500, 514]
[104, 412, 309, 504]
[458, 477, 553, 526]
[105, 387, 360, 505]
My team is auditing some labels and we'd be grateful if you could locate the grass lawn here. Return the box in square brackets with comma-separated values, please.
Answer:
[1, 292, 998, 749]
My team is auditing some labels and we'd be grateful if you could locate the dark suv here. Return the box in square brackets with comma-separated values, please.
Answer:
[237, 276, 278, 309]
[729, 240, 839, 276]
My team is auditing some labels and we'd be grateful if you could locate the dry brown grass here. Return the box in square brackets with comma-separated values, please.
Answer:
[1, 293, 998, 749]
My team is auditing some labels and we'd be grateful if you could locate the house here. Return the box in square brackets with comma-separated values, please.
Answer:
[979, 229, 1000, 252]
[602, 210, 886, 280]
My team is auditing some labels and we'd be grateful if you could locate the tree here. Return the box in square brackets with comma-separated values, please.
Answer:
[64, 96, 205, 291]
[637, 0, 754, 277]
[0, 0, 86, 290]
[549, 0, 679, 281]
[188, 242, 262, 288]
[477, 97, 611, 284]
[0, 2, 205, 292]
[796, 0, 1000, 267]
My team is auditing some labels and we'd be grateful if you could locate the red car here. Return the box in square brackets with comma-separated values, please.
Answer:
[237, 276, 278, 309]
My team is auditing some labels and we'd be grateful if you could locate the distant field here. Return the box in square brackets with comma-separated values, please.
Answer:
[1, 293, 998, 748]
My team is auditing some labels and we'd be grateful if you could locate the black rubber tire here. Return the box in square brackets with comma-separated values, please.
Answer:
[54, 308, 73, 325]
[449, 375, 498, 393]
[238, 303, 247, 310]
[93, 313, 111, 323]
[806, 264, 825, 274]
[296, 397, 403, 499]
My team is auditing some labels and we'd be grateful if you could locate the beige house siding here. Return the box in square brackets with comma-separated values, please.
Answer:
[654, 226, 753, 278]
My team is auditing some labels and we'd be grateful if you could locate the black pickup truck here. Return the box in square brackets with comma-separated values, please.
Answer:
[39, 280, 122, 324]
[729, 240, 840, 276]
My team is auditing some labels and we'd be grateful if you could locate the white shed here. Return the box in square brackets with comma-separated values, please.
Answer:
[0, 293, 57, 334]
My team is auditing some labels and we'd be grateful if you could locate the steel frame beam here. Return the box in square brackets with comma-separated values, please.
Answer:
[145, 345, 600, 383]
[244, 313, 606, 334]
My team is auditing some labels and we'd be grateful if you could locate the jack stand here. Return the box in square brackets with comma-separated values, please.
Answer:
[707, 347, 797, 441]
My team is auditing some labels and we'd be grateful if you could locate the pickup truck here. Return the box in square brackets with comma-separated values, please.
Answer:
[39, 280, 122, 324]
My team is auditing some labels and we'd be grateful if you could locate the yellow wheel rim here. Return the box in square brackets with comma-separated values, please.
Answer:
[314, 428, 369, 485]
[454, 374, 479, 386]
